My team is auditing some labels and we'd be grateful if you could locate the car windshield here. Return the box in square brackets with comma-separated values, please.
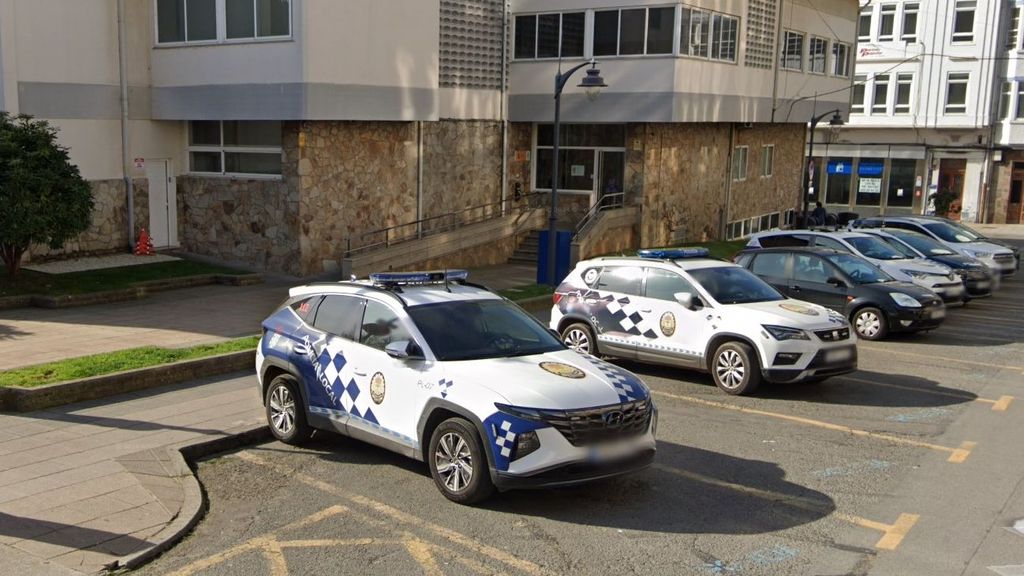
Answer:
[891, 231, 955, 256]
[944, 220, 986, 240]
[923, 221, 979, 243]
[407, 299, 563, 361]
[687, 266, 784, 305]
[876, 236, 920, 258]
[824, 253, 893, 284]
[845, 236, 909, 260]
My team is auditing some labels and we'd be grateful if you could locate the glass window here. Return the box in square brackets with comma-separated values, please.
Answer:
[712, 15, 738, 62]
[952, 0, 975, 42]
[823, 253, 892, 284]
[619, 9, 646, 55]
[901, 3, 919, 42]
[514, 15, 536, 59]
[257, 0, 290, 37]
[732, 146, 748, 181]
[793, 254, 831, 284]
[826, 157, 853, 205]
[751, 253, 788, 277]
[536, 124, 626, 148]
[224, 152, 281, 175]
[878, 4, 896, 41]
[313, 296, 363, 341]
[781, 31, 804, 71]
[359, 300, 410, 351]
[759, 234, 810, 248]
[851, 75, 866, 114]
[1001, 81, 1013, 119]
[1015, 83, 1024, 120]
[226, 0, 256, 38]
[945, 72, 969, 114]
[872, 74, 890, 114]
[890, 231, 955, 255]
[814, 237, 850, 252]
[160, 0, 289, 44]
[887, 159, 916, 207]
[189, 152, 221, 173]
[223, 120, 281, 146]
[894, 73, 913, 114]
[761, 145, 774, 178]
[288, 296, 321, 322]
[407, 300, 562, 361]
[856, 158, 885, 206]
[537, 14, 560, 58]
[687, 267, 784, 304]
[647, 7, 675, 55]
[846, 236, 906, 260]
[1008, 7, 1021, 51]
[809, 37, 827, 73]
[596, 266, 643, 295]
[189, 121, 221, 146]
[858, 9, 872, 41]
[534, 148, 594, 191]
[593, 10, 619, 56]
[832, 42, 850, 76]
[188, 121, 282, 176]
[688, 10, 710, 58]
[186, 0, 217, 41]
[645, 269, 697, 301]
[561, 12, 585, 57]
[157, 0, 186, 43]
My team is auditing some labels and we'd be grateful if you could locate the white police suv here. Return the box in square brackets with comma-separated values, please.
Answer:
[550, 249, 857, 396]
[256, 271, 656, 504]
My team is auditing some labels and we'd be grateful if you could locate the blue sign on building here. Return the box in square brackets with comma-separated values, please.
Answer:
[858, 161, 884, 176]
[827, 160, 849, 175]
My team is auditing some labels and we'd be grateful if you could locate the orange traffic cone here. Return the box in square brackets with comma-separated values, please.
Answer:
[134, 228, 154, 256]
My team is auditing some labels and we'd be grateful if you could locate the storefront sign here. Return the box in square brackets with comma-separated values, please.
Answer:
[858, 162, 884, 177]
[827, 160, 849, 175]
[859, 178, 882, 194]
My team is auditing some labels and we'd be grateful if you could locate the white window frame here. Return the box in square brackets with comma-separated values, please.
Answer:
[590, 6, 678, 58]
[154, 0, 292, 47]
[871, 73, 890, 114]
[831, 42, 850, 77]
[858, 9, 872, 42]
[877, 4, 897, 42]
[1000, 81, 1013, 120]
[851, 74, 867, 114]
[781, 30, 804, 71]
[944, 72, 969, 114]
[514, 11, 587, 60]
[1008, 7, 1022, 51]
[951, 0, 975, 43]
[1015, 82, 1024, 120]
[187, 121, 283, 179]
[732, 146, 749, 181]
[901, 3, 919, 42]
[808, 37, 828, 74]
[761, 145, 774, 178]
[894, 73, 913, 115]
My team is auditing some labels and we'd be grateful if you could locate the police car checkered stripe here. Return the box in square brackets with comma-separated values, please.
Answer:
[578, 354, 644, 403]
[438, 378, 454, 398]
[493, 420, 516, 458]
[605, 296, 658, 338]
[310, 406, 417, 448]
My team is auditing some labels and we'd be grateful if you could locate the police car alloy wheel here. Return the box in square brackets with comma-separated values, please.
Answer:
[561, 322, 597, 355]
[852, 307, 887, 341]
[428, 417, 495, 504]
[265, 374, 312, 445]
[710, 342, 761, 395]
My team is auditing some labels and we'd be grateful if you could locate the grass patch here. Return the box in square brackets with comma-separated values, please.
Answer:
[0, 260, 247, 298]
[0, 335, 260, 388]
[498, 283, 555, 301]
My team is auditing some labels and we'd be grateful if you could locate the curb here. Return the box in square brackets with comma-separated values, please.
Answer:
[513, 294, 553, 313]
[0, 350, 256, 412]
[119, 425, 273, 572]
[2, 273, 263, 310]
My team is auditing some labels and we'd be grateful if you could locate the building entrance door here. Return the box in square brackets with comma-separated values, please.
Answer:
[1007, 165, 1024, 224]
[146, 160, 178, 248]
[937, 159, 967, 221]
[597, 151, 625, 208]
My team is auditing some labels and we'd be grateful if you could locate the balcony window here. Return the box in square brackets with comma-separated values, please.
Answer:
[901, 3, 919, 42]
[945, 73, 969, 114]
[188, 121, 282, 176]
[514, 11, 586, 59]
[872, 74, 890, 114]
[809, 37, 827, 74]
[157, 0, 289, 45]
[894, 73, 913, 114]
[878, 4, 896, 41]
[952, 0, 975, 43]
[781, 30, 804, 71]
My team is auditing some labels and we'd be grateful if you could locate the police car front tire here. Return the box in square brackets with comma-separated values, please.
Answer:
[428, 417, 495, 504]
[561, 322, 598, 356]
[265, 374, 313, 445]
[710, 341, 761, 395]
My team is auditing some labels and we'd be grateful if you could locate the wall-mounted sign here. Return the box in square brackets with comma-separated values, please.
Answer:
[133, 157, 145, 170]
[859, 46, 883, 58]
[859, 178, 882, 194]
[827, 160, 848, 175]
[571, 164, 585, 177]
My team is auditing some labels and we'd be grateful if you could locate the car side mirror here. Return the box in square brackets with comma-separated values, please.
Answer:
[674, 292, 697, 310]
[385, 340, 422, 360]
[549, 328, 562, 340]
[826, 276, 847, 288]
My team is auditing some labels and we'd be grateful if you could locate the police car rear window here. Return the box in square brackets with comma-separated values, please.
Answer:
[286, 296, 321, 321]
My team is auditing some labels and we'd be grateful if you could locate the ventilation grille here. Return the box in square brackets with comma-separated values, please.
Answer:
[440, 0, 507, 89]
[745, 0, 777, 70]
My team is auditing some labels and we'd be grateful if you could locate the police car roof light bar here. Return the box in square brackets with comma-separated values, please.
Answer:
[368, 270, 470, 286]
[637, 248, 710, 260]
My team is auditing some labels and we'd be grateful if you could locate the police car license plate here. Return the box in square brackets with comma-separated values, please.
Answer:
[588, 441, 636, 464]
[929, 308, 946, 319]
[824, 347, 853, 363]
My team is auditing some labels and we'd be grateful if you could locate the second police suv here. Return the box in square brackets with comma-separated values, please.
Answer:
[550, 248, 858, 396]
[256, 271, 656, 504]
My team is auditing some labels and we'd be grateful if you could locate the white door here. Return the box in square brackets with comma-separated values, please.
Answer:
[146, 160, 177, 248]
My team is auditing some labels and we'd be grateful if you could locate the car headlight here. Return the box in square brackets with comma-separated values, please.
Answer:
[494, 403, 544, 421]
[889, 293, 922, 308]
[513, 430, 541, 461]
[965, 249, 992, 259]
[762, 325, 810, 341]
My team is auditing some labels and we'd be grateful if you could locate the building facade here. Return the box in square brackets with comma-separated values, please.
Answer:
[818, 0, 1022, 224]
[0, 0, 858, 275]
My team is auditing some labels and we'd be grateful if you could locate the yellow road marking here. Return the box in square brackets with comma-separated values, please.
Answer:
[260, 538, 288, 576]
[653, 464, 918, 550]
[837, 376, 1014, 412]
[858, 345, 1024, 372]
[402, 533, 444, 576]
[238, 451, 554, 576]
[273, 538, 380, 547]
[652, 390, 976, 463]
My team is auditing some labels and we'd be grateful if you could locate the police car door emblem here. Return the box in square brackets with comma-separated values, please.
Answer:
[660, 312, 676, 337]
[583, 268, 599, 284]
[370, 372, 386, 404]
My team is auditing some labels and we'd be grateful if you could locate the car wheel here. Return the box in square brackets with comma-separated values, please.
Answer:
[710, 341, 761, 396]
[428, 418, 495, 504]
[852, 307, 888, 341]
[265, 374, 313, 445]
[561, 322, 598, 356]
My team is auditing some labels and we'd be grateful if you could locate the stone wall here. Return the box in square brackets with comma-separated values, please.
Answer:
[728, 123, 804, 223]
[988, 152, 1024, 224]
[421, 120, 504, 229]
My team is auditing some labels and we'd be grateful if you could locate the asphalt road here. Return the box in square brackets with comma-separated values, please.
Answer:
[140, 263, 1024, 576]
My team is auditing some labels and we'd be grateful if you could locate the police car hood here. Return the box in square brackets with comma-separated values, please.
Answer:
[726, 299, 847, 330]
[443, 349, 648, 410]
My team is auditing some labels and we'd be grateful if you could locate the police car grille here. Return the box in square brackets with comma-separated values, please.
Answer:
[814, 327, 850, 342]
[539, 399, 652, 447]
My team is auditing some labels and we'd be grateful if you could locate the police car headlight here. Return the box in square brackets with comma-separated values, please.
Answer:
[762, 325, 809, 341]
[889, 293, 922, 308]
[513, 431, 541, 461]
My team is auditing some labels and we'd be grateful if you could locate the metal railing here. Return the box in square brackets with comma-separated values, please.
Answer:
[573, 193, 626, 240]
[343, 192, 547, 258]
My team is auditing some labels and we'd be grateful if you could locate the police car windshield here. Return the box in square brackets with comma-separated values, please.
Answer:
[687, 266, 784, 305]
[846, 236, 908, 260]
[891, 232, 955, 256]
[923, 222, 978, 243]
[824, 253, 893, 284]
[407, 299, 563, 361]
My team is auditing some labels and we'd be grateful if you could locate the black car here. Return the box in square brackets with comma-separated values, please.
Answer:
[735, 247, 946, 341]
[858, 228, 994, 297]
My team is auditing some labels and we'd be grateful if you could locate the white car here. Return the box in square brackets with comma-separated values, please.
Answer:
[256, 271, 656, 504]
[550, 249, 858, 396]
[745, 230, 965, 302]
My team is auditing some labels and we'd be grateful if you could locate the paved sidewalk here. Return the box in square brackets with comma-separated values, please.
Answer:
[0, 373, 262, 574]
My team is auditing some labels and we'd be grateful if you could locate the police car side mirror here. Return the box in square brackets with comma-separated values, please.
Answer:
[549, 328, 561, 340]
[386, 340, 422, 360]
[674, 292, 696, 310]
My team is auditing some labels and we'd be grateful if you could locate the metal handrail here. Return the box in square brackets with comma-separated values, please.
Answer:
[573, 192, 626, 240]
[344, 192, 547, 258]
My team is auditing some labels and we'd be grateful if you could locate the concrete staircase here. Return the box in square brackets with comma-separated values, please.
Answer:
[508, 230, 541, 265]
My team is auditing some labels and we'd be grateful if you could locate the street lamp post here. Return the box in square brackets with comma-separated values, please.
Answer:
[546, 59, 607, 287]
[803, 110, 844, 228]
